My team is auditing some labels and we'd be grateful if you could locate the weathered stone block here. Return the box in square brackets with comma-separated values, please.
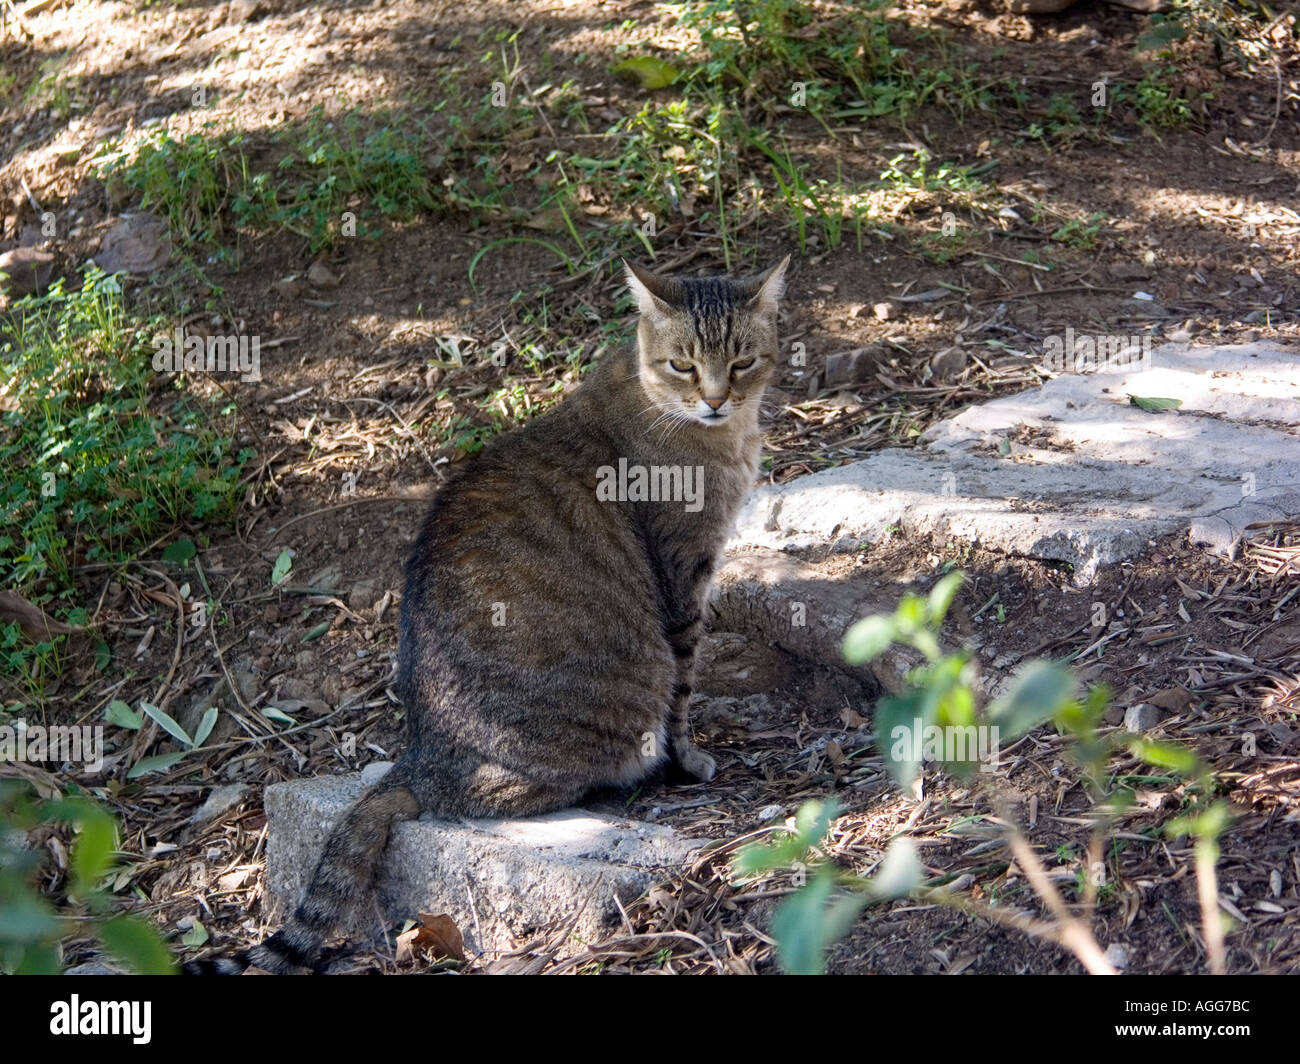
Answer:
[264, 775, 702, 955]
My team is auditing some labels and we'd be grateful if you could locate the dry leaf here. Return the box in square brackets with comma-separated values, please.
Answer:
[397, 912, 466, 965]
[1146, 685, 1193, 713]
[0, 591, 79, 642]
[417, 912, 466, 960]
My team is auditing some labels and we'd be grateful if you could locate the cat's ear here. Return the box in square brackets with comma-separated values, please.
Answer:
[739, 255, 790, 318]
[624, 261, 677, 323]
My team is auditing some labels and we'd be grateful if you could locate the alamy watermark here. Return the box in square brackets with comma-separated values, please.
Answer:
[0, 719, 104, 773]
[50, 996, 151, 1044]
[889, 718, 1002, 774]
[595, 458, 704, 513]
[1040, 327, 1152, 375]
[152, 328, 261, 382]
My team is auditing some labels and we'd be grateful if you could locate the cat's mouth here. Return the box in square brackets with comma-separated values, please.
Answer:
[693, 398, 733, 424]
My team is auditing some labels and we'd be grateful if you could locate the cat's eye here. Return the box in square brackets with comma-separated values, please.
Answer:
[731, 357, 757, 372]
[669, 358, 696, 374]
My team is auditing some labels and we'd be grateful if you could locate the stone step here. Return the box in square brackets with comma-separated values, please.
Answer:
[730, 343, 1300, 582]
[264, 774, 703, 956]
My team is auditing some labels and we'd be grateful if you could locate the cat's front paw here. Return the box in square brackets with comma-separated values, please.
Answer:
[668, 744, 716, 784]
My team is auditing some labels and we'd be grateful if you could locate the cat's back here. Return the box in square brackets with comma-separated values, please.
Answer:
[400, 348, 653, 641]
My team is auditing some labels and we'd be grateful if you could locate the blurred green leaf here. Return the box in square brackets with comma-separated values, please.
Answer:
[161, 538, 196, 564]
[794, 799, 839, 850]
[876, 688, 929, 788]
[1167, 799, 1231, 842]
[926, 570, 964, 623]
[98, 915, 177, 975]
[0, 891, 62, 946]
[1130, 738, 1198, 775]
[872, 837, 922, 900]
[69, 806, 117, 895]
[988, 660, 1077, 739]
[611, 56, 681, 90]
[772, 867, 867, 975]
[12, 942, 62, 974]
[843, 615, 895, 664]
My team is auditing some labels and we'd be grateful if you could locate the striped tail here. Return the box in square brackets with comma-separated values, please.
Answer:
[184, 766, 420, 974]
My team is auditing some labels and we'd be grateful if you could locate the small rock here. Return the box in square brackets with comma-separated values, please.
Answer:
[1105, 942, 1132, 969]
[227, 0, 259, 22]
[188, 783, 250, 825]
[872, 301, 900, 321]
[361, 761, 395, 787]
[1110, 263, 1152, 282]
[757, 804, 783, 822]
[307, 261, 340, 289]
[94, 213, 172, 273]
[930, 347, 967, 382]
[822, 345, 884, 390]
[1124, 702, 1163, 733]
[310, 564, 344, 590]
[348, 579, 382, 611]
[0, 247, 55, 298]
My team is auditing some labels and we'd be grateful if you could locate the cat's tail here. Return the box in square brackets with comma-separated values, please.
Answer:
[183, 764, 420, 974]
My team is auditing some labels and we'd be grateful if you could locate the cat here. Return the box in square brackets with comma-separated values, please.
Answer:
[187, 254, 789, 973]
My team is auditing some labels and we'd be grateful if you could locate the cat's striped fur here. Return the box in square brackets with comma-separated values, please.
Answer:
[186, 256, 789, 973]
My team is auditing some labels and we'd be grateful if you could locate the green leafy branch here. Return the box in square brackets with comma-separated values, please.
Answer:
[736, 569, 1231, 974]
[1, 779, 175, 974]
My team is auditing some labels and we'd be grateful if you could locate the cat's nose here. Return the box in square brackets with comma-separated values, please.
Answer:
[703, 397, 726, 410]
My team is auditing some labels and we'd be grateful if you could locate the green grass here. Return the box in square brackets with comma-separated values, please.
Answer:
[1134, 67, 1196, 129]
[95, 109, 439, 252]
[23, 54, 88, 120]
[677, 0, 1001, 123]
[0, 268, 250, 686]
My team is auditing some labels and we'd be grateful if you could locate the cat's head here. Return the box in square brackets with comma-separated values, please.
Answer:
[625, 256, 789, 429]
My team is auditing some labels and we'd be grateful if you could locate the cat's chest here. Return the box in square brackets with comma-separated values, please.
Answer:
[632, 443, 758, 550]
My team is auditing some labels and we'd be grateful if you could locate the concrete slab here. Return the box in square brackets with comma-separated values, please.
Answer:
[730, 343, 1300, 581]
[709, 549, 924, 692]
[263, 774, 704, 956]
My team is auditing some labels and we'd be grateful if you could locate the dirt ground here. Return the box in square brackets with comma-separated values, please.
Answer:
[1, 0, 1298, 974]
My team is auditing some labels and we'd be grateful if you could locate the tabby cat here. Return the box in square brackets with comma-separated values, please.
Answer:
[191, 255, 789, 973]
